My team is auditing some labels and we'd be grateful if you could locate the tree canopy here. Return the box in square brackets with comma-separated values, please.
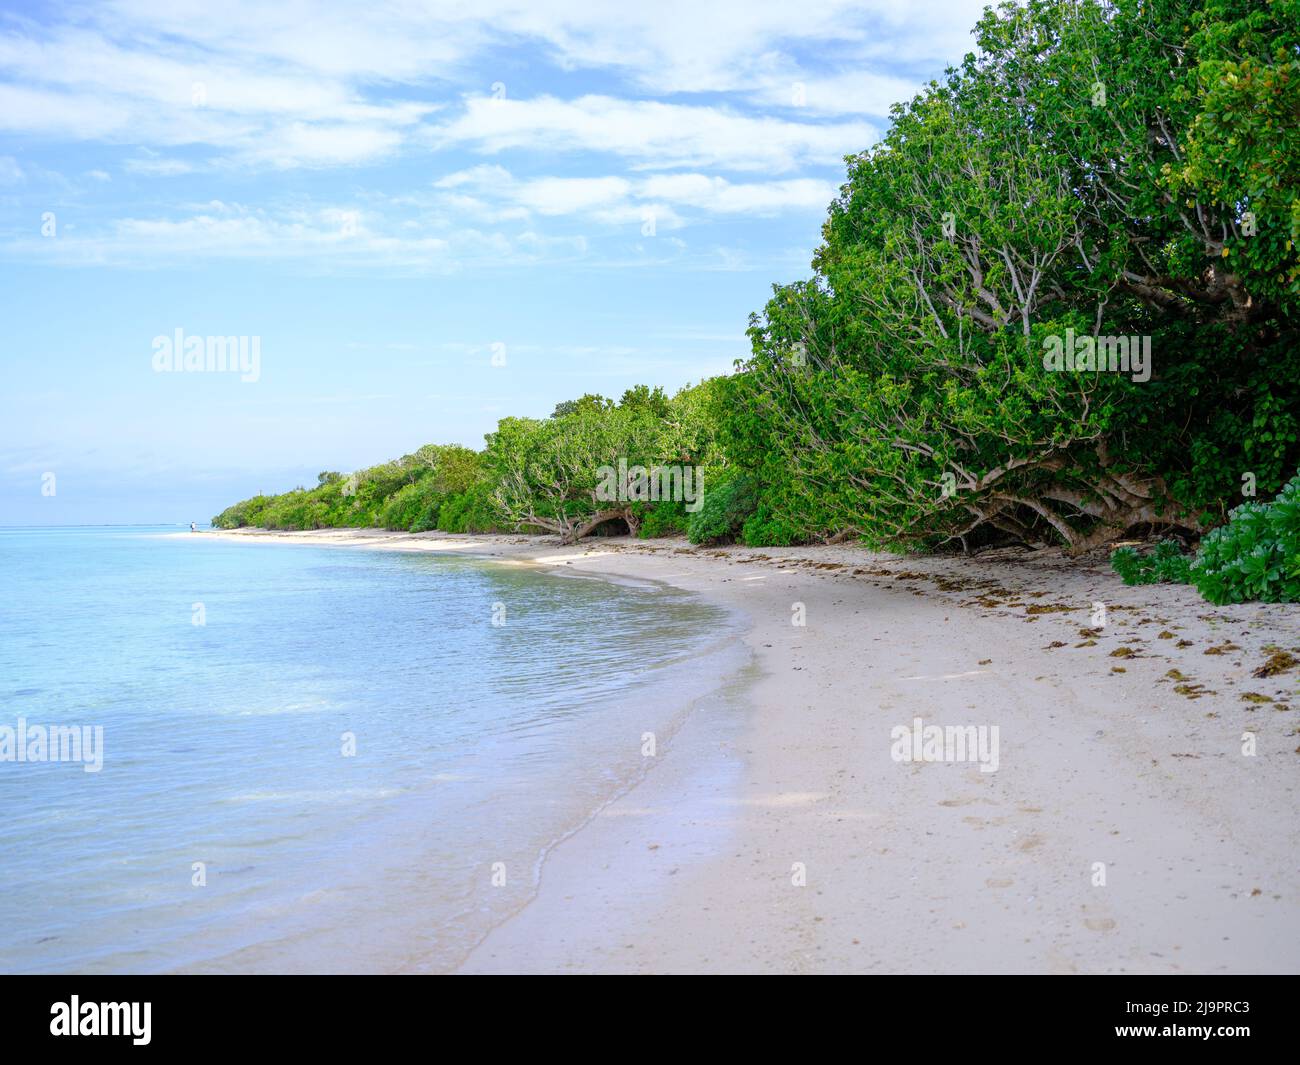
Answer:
[216, 0, 1298, 573]
[723, 0, 1299, 552]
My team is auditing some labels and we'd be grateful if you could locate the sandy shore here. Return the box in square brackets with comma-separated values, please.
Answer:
[193, 527, 1300, 973]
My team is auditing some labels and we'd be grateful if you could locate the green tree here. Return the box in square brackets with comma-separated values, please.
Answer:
[725, 0, 1299, 552]
[551, 393, 615, 418]
[486, 409, 674, 541]
[618, 384, 671, 418]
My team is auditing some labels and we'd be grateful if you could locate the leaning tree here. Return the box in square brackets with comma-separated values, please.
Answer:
[727, 0, 1299, 552]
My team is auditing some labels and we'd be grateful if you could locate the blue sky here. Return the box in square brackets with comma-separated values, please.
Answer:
[0, 0, 990, 524]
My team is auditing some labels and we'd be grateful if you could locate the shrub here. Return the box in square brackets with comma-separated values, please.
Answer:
[1189, 474, 1300, 604]
[436, 483, 503, 534]
[380, 479, 441, 531]
[636, 501, 689, 538]
[1110, 539, 1193, 586]
[687, 470, 758, 545]
[740, 501, 805, 547]
[212, 494, 272, 529]
[409, 502, 440, 533]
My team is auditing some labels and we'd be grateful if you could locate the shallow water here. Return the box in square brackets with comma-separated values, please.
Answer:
[0, 527, 748, 972]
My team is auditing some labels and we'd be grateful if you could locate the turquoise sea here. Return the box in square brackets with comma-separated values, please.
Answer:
[0, 527, 747, 973]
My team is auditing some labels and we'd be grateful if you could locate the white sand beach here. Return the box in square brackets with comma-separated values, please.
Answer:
[195, 528, 1300, 974]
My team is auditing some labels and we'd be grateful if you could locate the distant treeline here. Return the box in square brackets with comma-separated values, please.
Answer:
[216, 0, 1300, 566]
[212, 383, 748, 545]
[213, 442, 500, 536]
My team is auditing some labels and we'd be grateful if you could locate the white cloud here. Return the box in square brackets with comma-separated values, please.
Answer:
[0, 83, 133, 139]
[463, 0, 985, 95]
[434, 95, 876, 172]
[435, 165, 837, 221]
[3, 199, 589, 271]
[756, 70, 925, 116]
[637, 173, 836, 213]
[0, 1, 980, 170]
[241, 123, 408, 169]
[512, 176, 633, 215]
[124, 156, 193, 176]
[437, 167, 633, 215]
[0, 2, 988, 274]
[0, 21, 439, 168]
[76, 1, 986, 96]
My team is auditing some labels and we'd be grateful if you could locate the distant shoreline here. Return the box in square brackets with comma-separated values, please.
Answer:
[183, 527, 1300, 973]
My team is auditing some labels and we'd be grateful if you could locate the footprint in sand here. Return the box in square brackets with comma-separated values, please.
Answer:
[985, 877, 1014, 888]
[1084, 916, 1117, 932]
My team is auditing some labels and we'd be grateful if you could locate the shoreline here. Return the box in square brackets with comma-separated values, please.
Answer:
[185, 527, 1300, 973]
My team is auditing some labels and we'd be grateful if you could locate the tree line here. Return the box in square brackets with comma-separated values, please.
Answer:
[214, 0, 1299, 597]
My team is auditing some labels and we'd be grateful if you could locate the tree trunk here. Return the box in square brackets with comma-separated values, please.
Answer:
[561, 508, 632, 544]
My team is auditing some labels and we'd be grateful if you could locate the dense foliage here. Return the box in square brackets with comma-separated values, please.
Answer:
[685, 470, 760, 546]
[1110, 540, 1195, 586]
[483, 381, 722, 541]
[1110, 472, 1300, 603]
[212, 444, 502, 534]
[723, 0, 1299, 554]
[214, 1, 1298, 604]
[1190, 473, 1300, 604]
[213, 383, 725, 541]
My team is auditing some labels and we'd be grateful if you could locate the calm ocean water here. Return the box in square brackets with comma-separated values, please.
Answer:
[0, 527, 747, 973]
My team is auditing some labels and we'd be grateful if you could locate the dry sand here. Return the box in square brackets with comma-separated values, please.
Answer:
[197, 528, 1300, 974]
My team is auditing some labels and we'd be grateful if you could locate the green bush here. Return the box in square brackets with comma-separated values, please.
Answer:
[636, 501, 689, 539]
[434, 491, 473, 532]
[212, 494, 272, 529]
[1110, 540, 1193, 586]
[1189, 474, 1300, 604]
[409, 502, 440, 533]
[436, 483, 503, 534]
[740, 501, 805, 547]
[380, 479, 441, 531]
[687, 471, 759, 545]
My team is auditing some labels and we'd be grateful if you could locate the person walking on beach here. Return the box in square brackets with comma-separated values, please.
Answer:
[190, 522, 197, 532]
